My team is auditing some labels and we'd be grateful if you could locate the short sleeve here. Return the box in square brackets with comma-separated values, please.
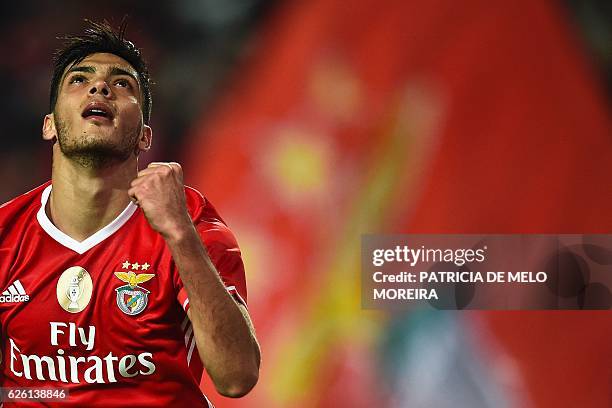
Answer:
[174, 221, 248, 313]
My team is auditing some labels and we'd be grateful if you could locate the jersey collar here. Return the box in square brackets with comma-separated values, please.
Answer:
[36, 185, 138, 254]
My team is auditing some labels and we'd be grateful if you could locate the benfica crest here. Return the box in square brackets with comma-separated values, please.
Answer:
[114, 264, 155, 316]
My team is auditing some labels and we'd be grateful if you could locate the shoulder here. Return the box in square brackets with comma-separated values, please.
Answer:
[184, 185, 226, 226]
[0, 182, 50, 229]
[184, 186, 239, 249]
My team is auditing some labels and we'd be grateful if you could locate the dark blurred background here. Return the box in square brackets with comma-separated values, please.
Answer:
[0, 0, 608, 202]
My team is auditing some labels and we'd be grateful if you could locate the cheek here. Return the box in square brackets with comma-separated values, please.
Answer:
[122, 98, 142, 117]
[119, 99, 144, 128]
[52, 103, 70, 124]
[54, 96, 78, 117]
[126, 97, 142, 117]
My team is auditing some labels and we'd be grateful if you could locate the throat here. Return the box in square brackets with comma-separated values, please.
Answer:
[47, 188, 133, 243]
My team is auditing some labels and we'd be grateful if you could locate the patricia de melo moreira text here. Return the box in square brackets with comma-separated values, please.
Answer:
[369, 246, 547, 301]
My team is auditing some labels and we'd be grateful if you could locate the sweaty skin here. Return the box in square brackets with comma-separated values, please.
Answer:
[41, 52, 260, 397]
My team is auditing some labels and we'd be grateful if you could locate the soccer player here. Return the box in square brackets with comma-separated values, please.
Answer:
[0, 20, 260, 407]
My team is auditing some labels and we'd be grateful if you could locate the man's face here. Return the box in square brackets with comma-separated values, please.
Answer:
[47, 52, 149, 167]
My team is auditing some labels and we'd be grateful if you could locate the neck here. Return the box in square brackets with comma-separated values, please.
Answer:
[47, 146, 138, 242]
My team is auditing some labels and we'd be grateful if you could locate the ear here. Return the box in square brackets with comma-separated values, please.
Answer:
[137, 124, 152, 152]
[42, 114, 57, 141]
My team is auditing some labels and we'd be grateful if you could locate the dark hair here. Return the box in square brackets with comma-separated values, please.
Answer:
[49, 19, 152, 124]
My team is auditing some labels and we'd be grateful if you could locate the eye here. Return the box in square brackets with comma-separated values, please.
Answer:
[69, 75, 86, 84]
[115, 79, 131, 88]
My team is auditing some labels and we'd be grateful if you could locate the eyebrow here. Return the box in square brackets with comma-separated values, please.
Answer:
[64, 65, 139, 84]
[65, 66, 95, 75]
[109, 67, 139, 84]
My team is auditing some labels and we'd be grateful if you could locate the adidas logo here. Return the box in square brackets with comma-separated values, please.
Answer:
[0, 280, 29, 303]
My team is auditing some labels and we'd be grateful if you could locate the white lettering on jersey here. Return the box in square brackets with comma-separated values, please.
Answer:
[9, 338, 23, 377]
[83, 356, 104, 384]
[138, 352, 156, 376]
[0, 280, 29, 303]
[50, 322, 95, 351]
[118, 355, 138, 378]
[8, 322, 156, 384]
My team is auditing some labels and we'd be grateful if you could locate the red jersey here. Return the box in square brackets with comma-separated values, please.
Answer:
[0, 182, 247, 407]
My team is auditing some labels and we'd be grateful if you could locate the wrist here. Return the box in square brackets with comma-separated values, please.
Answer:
[162, 217, 197, 244]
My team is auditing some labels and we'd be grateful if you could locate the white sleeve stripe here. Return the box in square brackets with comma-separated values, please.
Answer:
[204, 395, 215, 408]
[182, 298, 189, 310]
[227, 287, 248, 309]
[181, 315, 190, 330]
[184, 324, 193, 347]
[187, 335, 197, 366]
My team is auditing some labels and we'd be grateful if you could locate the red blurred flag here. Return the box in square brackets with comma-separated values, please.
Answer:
[185, 0, 611, 406]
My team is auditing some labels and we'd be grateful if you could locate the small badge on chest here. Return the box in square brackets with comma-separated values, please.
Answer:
[114, 260, 155, 316]
[57, 266, 93, 313]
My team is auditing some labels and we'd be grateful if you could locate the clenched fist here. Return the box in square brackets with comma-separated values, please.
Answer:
[128, 162, 194, 240]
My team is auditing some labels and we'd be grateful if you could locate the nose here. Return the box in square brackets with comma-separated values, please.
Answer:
[88, 80, 111, 97]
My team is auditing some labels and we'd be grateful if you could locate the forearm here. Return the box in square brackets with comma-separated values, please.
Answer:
[128, 162, 259, 396]
[165, 224, 259, 397]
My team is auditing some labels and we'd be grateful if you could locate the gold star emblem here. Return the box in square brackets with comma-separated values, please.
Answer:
[131, 262, 140, 270]
[141, 263, 150, 271]
[122, 260, 131, 269]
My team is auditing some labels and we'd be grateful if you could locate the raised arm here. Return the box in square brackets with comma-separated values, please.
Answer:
[128, 162, 260, 397]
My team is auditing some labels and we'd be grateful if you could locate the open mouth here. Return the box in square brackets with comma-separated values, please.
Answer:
[82, 103, 114, 121]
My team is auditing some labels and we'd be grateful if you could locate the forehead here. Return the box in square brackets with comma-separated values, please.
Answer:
[63, 52, 138, 79]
